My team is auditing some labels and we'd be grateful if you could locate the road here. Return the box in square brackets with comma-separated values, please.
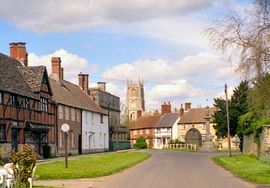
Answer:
[35, 150, 257, 188]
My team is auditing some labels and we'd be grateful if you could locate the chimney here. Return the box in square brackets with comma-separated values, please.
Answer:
[60, 67, 64, 80]
[97, 82, 106, 91]
[51, 57, 61, 80]
[78, 73, 89, 93]
[9, 42, 28, 66]
[184, 102, 191, 111]
[161, 102, 171, 115]
[180, 104, 184, 116]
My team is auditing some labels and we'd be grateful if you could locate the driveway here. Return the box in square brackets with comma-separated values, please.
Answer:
[35, 150, 257, 188]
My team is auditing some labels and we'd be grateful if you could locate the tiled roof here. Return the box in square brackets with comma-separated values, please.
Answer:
[0, 53, 38, 99]
[19, 66, 48, 93]
[131, 115, 161, 130]
[50, 77, 107, 114]
[178, 107, 216, 124]
[155, 113, 180, 128]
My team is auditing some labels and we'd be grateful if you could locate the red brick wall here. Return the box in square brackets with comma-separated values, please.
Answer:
[130, 128, 155, 148]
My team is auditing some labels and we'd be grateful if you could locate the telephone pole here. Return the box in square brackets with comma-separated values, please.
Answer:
[225, 84, 231, 157]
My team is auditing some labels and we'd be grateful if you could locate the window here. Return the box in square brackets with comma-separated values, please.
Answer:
[133, 130, 137, 135]
[59, 131, 63, 147]
[11, 95, 19, 107]
[71, 108, 75, 121]
[91, 113, 94, 124]
[58, 105, 64, 119]
[70, 131, 75, 147]
[140, 130, 142, 134]
[0, 93, 2, 104]
[76, 109, 80, 122]
[100, 132, 102, 146]
[65, 106, 69, 120]
[40, 97, 48, 112]
[182, 125, 186, 130]
[22, 98, 29, 109]
[84, 112, 88, 123]
[146, 129, 149, 134]
[100, 114, 104, 124]
[93, 133, 95, 146]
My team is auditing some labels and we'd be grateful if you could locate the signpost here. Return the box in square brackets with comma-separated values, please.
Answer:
[61, 123, 70, 168]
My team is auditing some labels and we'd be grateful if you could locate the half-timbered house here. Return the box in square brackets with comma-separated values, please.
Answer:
[0, 43, 56, 158]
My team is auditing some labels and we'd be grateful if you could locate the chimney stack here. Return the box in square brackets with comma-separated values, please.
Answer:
[78, 73, 89, 93]
[60, 67, 64, 80]
[97, 82, 106, 91]
[9, 42, 28, 67]
[180, 104, 184, 116]
[51, 57, 61, 80]
[184, 102, 191, 111]
[161, 102, 171, 115]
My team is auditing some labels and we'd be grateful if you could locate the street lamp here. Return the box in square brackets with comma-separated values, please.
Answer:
[61, 123, 70, 168]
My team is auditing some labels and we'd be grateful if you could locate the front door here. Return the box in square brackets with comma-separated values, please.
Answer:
[11, 128, 19, 152]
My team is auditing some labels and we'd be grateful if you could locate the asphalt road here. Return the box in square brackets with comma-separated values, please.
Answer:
[35, 150, 258, 188]
[95, 150, 255, 188]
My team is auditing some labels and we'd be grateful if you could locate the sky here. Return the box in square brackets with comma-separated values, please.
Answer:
[0, 0, 252, 110]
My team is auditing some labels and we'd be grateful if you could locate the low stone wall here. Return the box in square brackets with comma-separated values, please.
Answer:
[243, 125, 270, 157]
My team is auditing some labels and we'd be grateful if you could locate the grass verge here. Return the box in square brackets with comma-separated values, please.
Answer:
[213, 154, 270, 184]
[36, 151, 150, 180]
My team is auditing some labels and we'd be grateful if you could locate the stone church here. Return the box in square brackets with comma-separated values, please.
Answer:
[126, 80, 145, 125]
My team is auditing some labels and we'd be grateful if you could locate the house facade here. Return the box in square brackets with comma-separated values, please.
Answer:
[0, 43, 56, 158]
[49, 59, 108, 155]
[178, 106, 216, 148]
[154, 113, 180, 149]
[89, 83, 128, 150]
[130, 115, 160, 148]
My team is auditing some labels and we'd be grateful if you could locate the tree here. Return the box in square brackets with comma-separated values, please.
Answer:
[207, 0, 270, 78]
[133, 136, 147, 149]
[213, 81, 249, 141]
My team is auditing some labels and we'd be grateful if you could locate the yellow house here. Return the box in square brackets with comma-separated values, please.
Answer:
[178, 107, 216, 148]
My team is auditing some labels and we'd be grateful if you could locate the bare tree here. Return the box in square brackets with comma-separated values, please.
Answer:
[207, 0, 270, 78]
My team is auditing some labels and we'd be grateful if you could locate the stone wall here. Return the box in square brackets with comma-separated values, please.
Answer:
[243, 125, 270, 157]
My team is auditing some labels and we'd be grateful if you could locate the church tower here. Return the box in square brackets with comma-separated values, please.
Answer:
[126, 79, 145, 125]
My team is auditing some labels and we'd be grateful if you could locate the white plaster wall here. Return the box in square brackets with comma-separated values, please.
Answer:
[82, 110, 109, 151]
[172, 117, 180, 140]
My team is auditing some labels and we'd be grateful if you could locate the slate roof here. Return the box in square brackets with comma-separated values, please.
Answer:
[0, 53, 38, 99]
[178, 107, 216, 124]
[130, 115, 161, 130]
[19, 66, 46, 93]
[155, 113, 180, 128]
[49, 77, 107, 114]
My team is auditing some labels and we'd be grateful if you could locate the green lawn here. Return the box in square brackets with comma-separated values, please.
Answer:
[36, 151, 150, 180]
[213, 154, 270, 184]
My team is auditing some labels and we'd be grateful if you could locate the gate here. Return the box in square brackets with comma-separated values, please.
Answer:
[185, 128, 202, 148]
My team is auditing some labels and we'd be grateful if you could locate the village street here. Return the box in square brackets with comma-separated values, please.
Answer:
[36, 150, 257, 188]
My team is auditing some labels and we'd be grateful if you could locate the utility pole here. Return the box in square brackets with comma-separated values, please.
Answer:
[225, 84, 231, 157]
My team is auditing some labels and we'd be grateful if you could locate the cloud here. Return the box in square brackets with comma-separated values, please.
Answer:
[28, 49, 94, 84]
[102, 52, 239, 83]
[0, 0, 215, 33]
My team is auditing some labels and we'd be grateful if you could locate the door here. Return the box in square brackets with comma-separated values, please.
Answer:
[11, 128, 19, 152]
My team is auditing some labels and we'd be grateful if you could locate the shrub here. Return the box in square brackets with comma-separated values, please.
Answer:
[42, 144, 51, 158]
[11, 144, 37, 188]
[133, 136, 147, 149]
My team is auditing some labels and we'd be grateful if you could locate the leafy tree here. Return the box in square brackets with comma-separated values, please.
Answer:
[133, 136, 147, 149]
[213, 81, 249, 142]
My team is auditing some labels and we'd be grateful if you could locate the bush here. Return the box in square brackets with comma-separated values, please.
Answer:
[133, 136, 147, 149]
[42, 144, 51, 158]
[11, 144, 37, 188]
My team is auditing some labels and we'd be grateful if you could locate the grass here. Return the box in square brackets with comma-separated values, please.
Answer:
[213, 154, 270, 184]
[36, 151, 150, 180]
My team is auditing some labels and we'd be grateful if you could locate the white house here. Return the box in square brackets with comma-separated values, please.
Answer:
[153, 113, 180, 149]
[82, 110, 109, 153]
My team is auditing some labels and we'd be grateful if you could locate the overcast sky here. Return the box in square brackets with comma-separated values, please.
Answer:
[0, 0, 251, 110]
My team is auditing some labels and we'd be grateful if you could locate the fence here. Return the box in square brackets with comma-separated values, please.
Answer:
[163, 144, 197, 151]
